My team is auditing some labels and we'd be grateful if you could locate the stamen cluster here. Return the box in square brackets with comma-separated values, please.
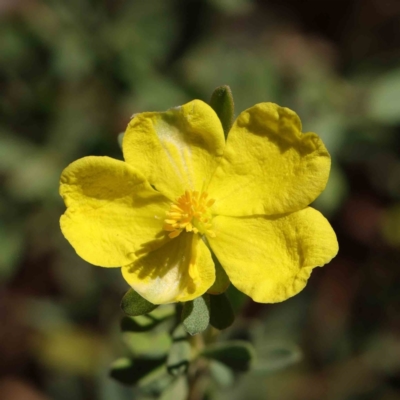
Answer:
[164, 190, 216, 239]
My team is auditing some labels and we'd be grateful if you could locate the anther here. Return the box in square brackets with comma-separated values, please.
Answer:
[163, 189, 216, 239]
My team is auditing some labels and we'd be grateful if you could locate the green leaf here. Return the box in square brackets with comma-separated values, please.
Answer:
[166, 325, 191, 376]
[181, 294, 210, 335]
[382, 204, 400, 247]
[117, 132, 124, 148]
[109, 356, 166, 386]
[171, 324, 187, 341]
[121, 305, 175, 333]
[253, 343, 302, 374]
[207, 253, 230, 294]
[121, 315, 162, 332]
[209, 360, 234, 388]
[160, 376, 189, 400]
[368, 69, 400, 124]
[139, 365, 174, 396]
[209, 293, 235, 330]
[201, 340, 255, 372]
[0, 223, 23, 282]
[209, 85, 234, 137]
[151, 304, 176, 320]
[122, 331, 171, 357]
[121, 288, 158, 316]
[225, 284, 248, 314]
[311, 163, 348, 217]
[209, 0, 253, 15]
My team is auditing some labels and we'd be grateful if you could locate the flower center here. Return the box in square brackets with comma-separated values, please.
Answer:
[163, 190, 216, 239]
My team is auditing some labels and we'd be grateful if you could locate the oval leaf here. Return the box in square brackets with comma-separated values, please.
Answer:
[167, 324, 191, 376]
[209, 85, 235, 137]
[181, 294, 210, 335]
[109, 356, 166, 385]
[167, 341, 191, 376]
[160, 376, 189, 400]
[121, 305, 175, 332]
[209, 292, 234, 330]
[207, 253, 230, 294]
[254, 343, 302, 374]
[121, 288, 158, 316]
[121, 315, 161, 332]
[368, 69, 400, 124]
[201, 340, 255, 372]
[209, 360, 235, 388]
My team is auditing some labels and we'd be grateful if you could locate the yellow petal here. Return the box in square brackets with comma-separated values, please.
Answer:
[60, 156, 171, 267]
[208, 103, 331, 216]
[123, 100, 225, 201]
[207, 207, 338, 303]
[122, 233, 215, 304]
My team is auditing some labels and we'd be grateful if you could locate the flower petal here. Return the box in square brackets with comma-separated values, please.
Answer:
[122, 233, 215, 304]
[208, 103, 331, 216]
[207, 207, 338, 303]
[123, 100, 225, 201]
[60, 156, 171, 267]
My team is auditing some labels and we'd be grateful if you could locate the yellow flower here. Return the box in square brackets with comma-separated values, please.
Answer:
[60, 100, 338, 304]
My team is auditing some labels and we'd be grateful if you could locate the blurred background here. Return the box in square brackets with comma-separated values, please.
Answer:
[1, 0, 400, 399]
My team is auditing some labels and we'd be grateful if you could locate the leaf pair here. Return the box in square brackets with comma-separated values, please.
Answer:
[121, 289, 235, 335]
[181, 292, 235, 335]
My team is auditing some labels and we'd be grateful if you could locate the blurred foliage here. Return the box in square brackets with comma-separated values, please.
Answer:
[2, 0, 400, 399]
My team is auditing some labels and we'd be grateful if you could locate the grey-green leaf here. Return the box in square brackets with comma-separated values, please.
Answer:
[209, 85, 234, 137]
[109, 356, 166, 385]
[121, 288, 158, 316]
[121, 305, 175, 332]
[368, 69, 400, 124]
[201, 340, 255, 372]
[225, 284, 248, 313]
[121, 315, 161, 332]
[209, 292, 235, 330]
[181, 294, 210, 335]
[167, 324, 190, 376]
[117, 132, 124, 148]
[140, 367, 174, 396]
[209, 360, 235, 388]
[254, 343, 302, 374]
[208, 253, 230, 294]
[160, 376, 189, 400]
[166, 340, 191, 376]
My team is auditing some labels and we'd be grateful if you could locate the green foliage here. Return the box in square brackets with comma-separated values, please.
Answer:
[209, 293, 235, 330]
[159, 376, 189, 400]
[5, 1, 400, 399]
[253, 343, 302, 374]
[209, 85, 235, 137]
[109, 356, 166, 386]
[208, 253, 230, 294]
[368, 69, 400, 124]
[139, 369, 174, 397]
[117, 132, 124, 149]
[0, 223, 23, 281]
[209, 360, 235, 388]
[121, 315, 164, 333]
[312, 163, 348, 217]
[209, 0, 254, 15]
[201, 341, 255, 372]
[120, 289, 158, 316]
[121, 305, 175, 333]
[120, 306, 175, 358]
[181, 294, 210, 335]
[225, 284, 248, 314]
[111, 304, 179, 393]
[166, 325, 191, 376]
[122, 329, 171, 358]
